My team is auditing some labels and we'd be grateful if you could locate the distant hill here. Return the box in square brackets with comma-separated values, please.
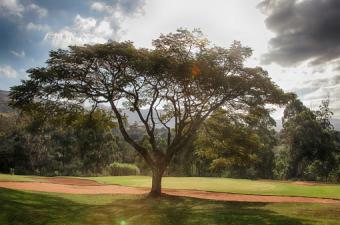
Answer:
[0, 90, 11, 113]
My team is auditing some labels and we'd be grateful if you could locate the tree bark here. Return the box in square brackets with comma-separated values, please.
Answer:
[149, 168, 164, 197]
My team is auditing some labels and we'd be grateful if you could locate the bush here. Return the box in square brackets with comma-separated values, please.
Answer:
[303, 160, 323, 181]
[106, 163, 140, 176]
[273, 145, 291, 180]
[328, 167, 340, 183]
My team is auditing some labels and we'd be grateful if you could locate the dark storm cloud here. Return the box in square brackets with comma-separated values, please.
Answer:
[258, 0, 340, 68]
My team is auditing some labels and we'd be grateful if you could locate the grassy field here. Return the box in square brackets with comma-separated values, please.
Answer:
[85, 176, 340, 199]
[1, 174, 340, 199]
[1, 174, 340, 224]
[1, 188, 340, 225]
[0, 173, 35, 182]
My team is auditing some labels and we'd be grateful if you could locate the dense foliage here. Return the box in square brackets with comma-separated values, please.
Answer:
[194, 107, 277, 179]
[0, 97, 339, 182]
[0, 104, 120, 176]
[275, 98, 340, 182]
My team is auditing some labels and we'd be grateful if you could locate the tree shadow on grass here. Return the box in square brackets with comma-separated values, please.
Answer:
[107, 196, 315, 225]
[0, 188, 90, 225]
[0, 189, 320, 225]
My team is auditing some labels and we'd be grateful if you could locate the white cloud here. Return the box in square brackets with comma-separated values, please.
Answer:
[44, 15, 116, 48]
[0, 65, 18, 78]
[95, 19, 115, 37]
[0, 0, 24, 17]
[90, 1, 145, 15]
[26, 22, 50, 31]
[10, 50, 25, 58]
[74, 15, 97, 31]
[0, 1, 47, 19]
[90, 2, 107, 12]
[43, 0, 145, 49]
[27, 3, 48, 18]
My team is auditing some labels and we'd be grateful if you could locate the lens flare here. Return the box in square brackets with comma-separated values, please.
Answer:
[191, 64, 200, 77]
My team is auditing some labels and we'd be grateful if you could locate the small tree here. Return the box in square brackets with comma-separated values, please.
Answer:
[195, 106, 277, 178]
[10, 29, 288, 196]
[281, 97, 339, 180]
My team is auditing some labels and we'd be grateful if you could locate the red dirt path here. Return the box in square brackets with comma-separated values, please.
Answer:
[34, 177, 102, 186]
[0, 178, 339, 204]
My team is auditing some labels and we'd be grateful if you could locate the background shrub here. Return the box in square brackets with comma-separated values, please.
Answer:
[107, 163, 140, 176]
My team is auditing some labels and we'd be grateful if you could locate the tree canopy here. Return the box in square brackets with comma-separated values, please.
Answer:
[280, 97, 340, 181]
[195, 106, 278, 178]
[0, 103, 118, 176]
[10, 29, 289, 196]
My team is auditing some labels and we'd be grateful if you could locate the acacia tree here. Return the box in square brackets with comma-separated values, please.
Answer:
[10, 29, 288, 196]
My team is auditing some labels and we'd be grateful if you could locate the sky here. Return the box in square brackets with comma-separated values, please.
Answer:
[0, 0, 340, 118]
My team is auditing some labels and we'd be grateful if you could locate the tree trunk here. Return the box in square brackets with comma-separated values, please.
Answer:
[149, 168, 164, 197]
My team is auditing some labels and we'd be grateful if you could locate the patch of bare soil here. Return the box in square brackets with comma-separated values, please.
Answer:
[0, 180, 340, 204]
[292, 181, 319, 186]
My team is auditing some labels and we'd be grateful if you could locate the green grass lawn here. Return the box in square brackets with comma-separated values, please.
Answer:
[0, 188, 340, 225]
[1, 173, 340, 199]
[0, 173, 35, 182]
[86, 176, 340, 200]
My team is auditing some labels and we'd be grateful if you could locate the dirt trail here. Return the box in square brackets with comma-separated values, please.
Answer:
[34, 177, 102, 186]
[0, 178, 339, 204]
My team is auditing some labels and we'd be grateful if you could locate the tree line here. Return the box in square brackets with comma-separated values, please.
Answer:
[1, 97, 339, 182]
